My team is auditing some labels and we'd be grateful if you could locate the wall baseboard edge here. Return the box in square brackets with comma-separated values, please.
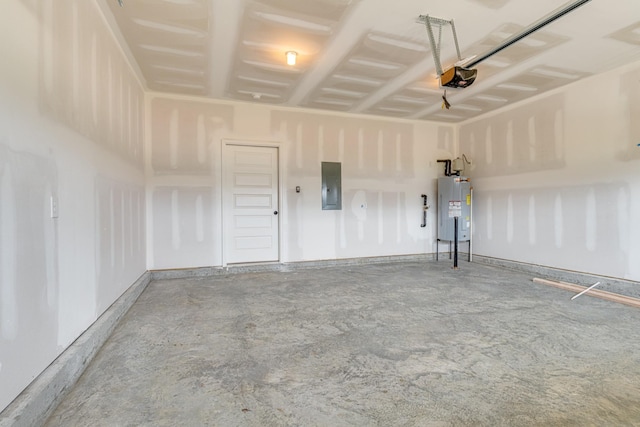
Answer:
[0, 271, 152, 427]
[151, 253, 437, 280]
[472, 255, 640, 298]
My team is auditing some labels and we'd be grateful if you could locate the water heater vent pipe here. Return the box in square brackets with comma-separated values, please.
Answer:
[437, 159, 453, 176]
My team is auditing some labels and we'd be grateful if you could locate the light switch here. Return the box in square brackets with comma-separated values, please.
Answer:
[50, 195, 59, 218]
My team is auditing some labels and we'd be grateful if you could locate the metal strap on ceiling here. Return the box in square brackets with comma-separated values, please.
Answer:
[463, 0, 592, 69]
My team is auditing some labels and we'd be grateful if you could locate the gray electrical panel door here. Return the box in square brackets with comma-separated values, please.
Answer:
[321, 162, 342, 210]
[438, 176, 471, 241]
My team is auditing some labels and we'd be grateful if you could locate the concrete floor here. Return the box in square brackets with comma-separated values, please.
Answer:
[44, 261, 640, 426]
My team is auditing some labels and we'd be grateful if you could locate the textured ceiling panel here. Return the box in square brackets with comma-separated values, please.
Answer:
[471, 0, 510, 9]
[608, 21, 640, 46]
[303, 31, 428, 113]
[106, 0, 211, 95]
[364, 79, 442, 118]
[462, 24, 570, 67]
[103, 0, 640, 122]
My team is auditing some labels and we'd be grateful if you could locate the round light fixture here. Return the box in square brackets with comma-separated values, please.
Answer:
[286, 51, 297, 66]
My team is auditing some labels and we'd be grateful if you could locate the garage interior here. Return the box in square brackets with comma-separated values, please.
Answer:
[1, 0, 640, 425]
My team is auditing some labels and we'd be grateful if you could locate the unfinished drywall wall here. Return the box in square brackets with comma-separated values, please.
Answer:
[147, 95, 450, 269]
[147, 97, 232, 269]
[271, 111, 442, 262]
[460, 60, 640, 282]
[0, 0, 145, 413]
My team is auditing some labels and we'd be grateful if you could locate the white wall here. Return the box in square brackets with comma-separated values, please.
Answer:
[0, 0, 146, 412]
[146, 95, 456, 269]
[460, 60, 640, 282]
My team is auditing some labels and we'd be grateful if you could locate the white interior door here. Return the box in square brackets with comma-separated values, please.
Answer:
[223, 144, 279, 264]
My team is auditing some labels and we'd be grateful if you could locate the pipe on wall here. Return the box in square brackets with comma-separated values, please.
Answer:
[437, 159, 452, 176]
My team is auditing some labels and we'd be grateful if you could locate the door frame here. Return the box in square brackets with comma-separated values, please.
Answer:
[221, 139, 283, 267]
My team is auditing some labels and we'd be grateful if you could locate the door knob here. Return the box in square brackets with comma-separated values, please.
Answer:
[274, 211, 278, 215]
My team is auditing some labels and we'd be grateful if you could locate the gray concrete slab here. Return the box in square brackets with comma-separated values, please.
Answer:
[44, 261, 640, 426]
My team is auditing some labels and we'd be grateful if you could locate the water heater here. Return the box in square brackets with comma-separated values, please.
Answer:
[438, 176, 471, 242]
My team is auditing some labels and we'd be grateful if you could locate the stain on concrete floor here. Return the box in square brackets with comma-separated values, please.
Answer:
[45, 261, 640, 426]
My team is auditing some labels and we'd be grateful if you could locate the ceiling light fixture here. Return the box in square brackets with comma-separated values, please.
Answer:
[286, 51, 297, 66]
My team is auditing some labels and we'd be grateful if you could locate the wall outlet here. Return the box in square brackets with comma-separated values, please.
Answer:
[50, 196, 59, 218]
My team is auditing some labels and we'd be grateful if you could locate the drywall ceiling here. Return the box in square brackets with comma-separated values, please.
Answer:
[102, 0, 640, 123]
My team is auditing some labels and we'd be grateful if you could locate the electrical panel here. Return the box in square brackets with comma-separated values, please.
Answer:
[438, 176, 471, 241]
[321, 162, 342, 210]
